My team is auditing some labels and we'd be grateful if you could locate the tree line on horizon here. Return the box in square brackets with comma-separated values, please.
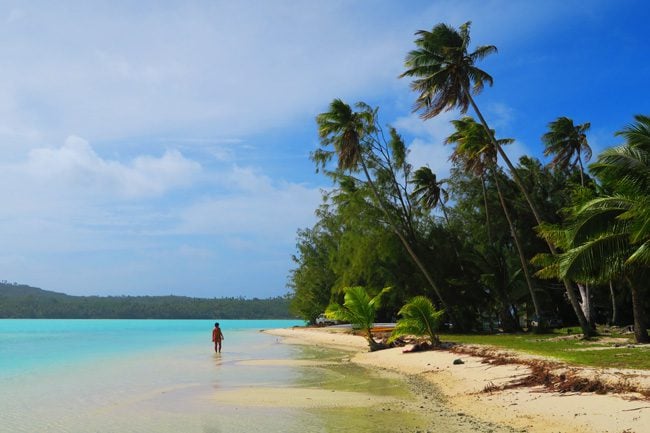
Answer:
[0, 283, 293, 319]
[288, 22, 649, 343]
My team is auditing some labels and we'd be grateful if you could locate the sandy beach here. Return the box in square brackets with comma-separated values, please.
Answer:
[265, 327, 650, 433]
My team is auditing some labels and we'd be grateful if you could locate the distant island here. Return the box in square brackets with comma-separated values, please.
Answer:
[0, 282, 293, 319]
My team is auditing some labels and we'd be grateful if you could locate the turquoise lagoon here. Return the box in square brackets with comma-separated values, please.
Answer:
[0, 319, 424, 433]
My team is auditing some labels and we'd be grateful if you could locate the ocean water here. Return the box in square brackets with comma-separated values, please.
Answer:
[0, 319, 428, 433]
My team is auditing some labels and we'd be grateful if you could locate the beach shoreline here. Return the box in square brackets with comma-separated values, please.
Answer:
[264, 326, 650, 433]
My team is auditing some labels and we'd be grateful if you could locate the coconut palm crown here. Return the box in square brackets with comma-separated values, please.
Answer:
[314, 98, 375, 171]
[445, 116, 512, 174]
[542, 117, 592, 184]
[411, 167, 448, 211]
[400, 21, 496, 119]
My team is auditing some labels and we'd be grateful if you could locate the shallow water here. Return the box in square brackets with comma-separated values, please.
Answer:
[0, 320, 515, 433]
[0, 320, 421, 433]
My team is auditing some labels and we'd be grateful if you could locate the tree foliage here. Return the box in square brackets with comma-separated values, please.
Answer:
[288, 20, 647, 342]
[0, 283, 293, 319]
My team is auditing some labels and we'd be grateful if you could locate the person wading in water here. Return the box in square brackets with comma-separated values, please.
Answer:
[212, 322, 224, 353]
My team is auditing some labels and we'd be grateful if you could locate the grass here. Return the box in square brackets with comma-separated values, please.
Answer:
[439, 327, 650, 370]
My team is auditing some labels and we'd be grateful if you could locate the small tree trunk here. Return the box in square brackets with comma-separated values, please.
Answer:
[629, 283, 649, 343]
[577, 155, 585, 187]
[577, 283, 594, 328]
[498, 304, 520, 332]
[609, 281, 618, 326]
[481, 177, 493, 244]
[366, 333, 385, 352]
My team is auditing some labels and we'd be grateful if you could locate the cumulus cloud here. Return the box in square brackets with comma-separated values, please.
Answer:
[21, 136, 201, 198]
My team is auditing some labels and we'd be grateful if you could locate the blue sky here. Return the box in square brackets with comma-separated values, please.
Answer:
[0, 1, 648, 298]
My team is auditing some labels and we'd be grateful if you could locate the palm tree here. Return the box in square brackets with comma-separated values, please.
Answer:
[535, 115, 650, 343]
[444, 117, 543, 325]
[589, 115, 650, 342]
[389, 296, 444, 347]
[325, 286, 390, 351]
[411, 166, 465, 272]
[445, 116, 497, 242]
[542, 117, 592, 186]
[315, 99, 452, 314]
[400, 21, 593, 337]
[411, 166, 451, 223]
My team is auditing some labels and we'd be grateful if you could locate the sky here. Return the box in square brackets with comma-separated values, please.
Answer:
[0, 1, 648, 298]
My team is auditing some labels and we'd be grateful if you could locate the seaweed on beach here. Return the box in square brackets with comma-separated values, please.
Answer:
[450, 345, 650, 399]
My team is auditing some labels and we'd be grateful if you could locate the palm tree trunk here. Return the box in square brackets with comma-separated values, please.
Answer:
[493, 171, 542, 323]
[358, 160, 453, 317]
[629, 282, 649, 343]
[609, 281, 618, 326]
[468, 96, 543, 223]
[481, 177, 493, 243]
[577, 283, 594, 328]
[366, 331, 385, 351]
[467, 94, 594, 338]
[577, 155, 585, 187]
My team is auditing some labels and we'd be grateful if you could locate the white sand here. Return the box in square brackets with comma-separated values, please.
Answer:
[265, 327, 650, 433]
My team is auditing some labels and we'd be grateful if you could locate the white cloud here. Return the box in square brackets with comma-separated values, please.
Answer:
[486, 102, 516, 130]
[220, 165, 275, 194]
[0, 1, 626, 297]
[179, 180, 321, 241]
[0, 1, 417, 146]
[21, 136, 201, 199]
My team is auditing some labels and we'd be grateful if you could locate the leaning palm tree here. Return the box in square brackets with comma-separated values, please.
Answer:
[400, 21, 593, 337]
[542, 117, 592, 186]
[400, 22, 536, 221]
[325, 286, 391, 351]
[444, 117, 543, 324]
[411, 166, 451, 222]
[389, 296, 444, 347]
[535, 115, 650, 343]
[315, 99, 451, 314]
[446, 116, 498, 242]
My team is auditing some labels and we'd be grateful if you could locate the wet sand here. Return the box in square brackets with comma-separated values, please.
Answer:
[265, 327, 650, 433]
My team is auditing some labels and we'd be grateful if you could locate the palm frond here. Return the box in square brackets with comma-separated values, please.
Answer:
[560, 231, 630, 283]
[389, 296, 444, 345]
[614, 114, 650, 149]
